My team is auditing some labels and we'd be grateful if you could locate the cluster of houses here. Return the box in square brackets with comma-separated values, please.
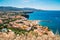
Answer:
[0, 11, 55, 39]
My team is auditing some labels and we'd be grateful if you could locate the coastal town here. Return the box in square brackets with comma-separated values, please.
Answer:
[0, 0, 60, 40]
[0, 11, 59, 40]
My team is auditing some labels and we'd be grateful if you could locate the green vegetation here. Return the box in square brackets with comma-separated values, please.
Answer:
[8, 27, 29, 35]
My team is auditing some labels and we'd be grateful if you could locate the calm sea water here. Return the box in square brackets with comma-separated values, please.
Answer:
[29, 11, 60, 33]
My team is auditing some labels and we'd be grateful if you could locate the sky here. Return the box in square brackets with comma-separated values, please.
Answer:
[0, 0, 60, 10]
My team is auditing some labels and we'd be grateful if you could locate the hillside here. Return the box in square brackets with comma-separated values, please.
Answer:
[0, 6, 39, 12]
[0, 15, 58, 40]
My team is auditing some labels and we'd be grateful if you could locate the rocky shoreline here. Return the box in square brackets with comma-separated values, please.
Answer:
[0, 15, 59, 40]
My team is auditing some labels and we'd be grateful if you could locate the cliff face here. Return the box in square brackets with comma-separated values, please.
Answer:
[21, 15, 29, 18]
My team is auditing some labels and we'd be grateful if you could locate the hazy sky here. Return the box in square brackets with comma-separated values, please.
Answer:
[0, 0, 60, 10]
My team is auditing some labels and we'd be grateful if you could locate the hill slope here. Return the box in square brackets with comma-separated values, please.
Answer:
[0, 6, 39, 12]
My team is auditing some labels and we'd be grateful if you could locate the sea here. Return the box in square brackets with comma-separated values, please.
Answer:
[29, 10, 60, 34]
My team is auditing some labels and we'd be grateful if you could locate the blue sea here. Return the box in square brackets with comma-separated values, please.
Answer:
[29, 11, 60, 33]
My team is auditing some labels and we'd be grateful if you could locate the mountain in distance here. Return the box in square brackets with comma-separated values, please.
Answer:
[0, 6, 60, 12]
[0, 6, 41, 12]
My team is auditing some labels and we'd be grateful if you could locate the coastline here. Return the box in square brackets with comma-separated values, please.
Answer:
[0, 15, 59, 40]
